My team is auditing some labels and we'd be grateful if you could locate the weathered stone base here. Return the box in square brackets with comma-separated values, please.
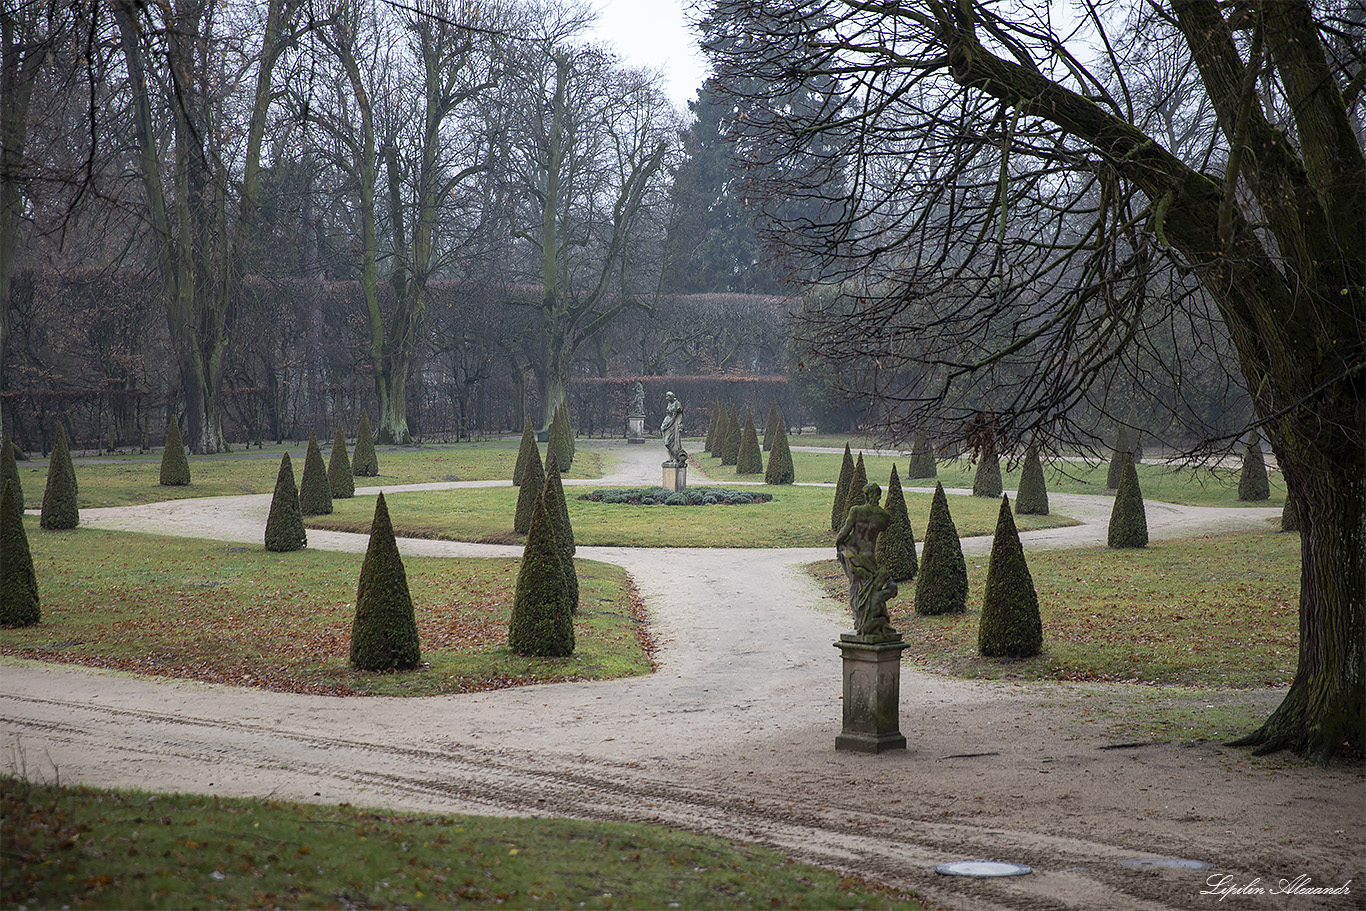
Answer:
[626, 414, 645, 443]
[835, 633, 907, 753]
[662, 462, 687, 491]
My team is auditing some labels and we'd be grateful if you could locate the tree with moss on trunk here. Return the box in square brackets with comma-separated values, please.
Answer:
[1015, 444, 1049, 516]
[907, 436, 937, 479]
[1, 480, 39, 628]
[1108, 458, 1149, 549]
[508, 485, 575, 657]
[298, 433, 333, 517]
[1238, 431, 1270, 502]
[1, 434, 22, 511]
[159, 422, 190, 486]
[352, 413, 378, 478]
[514, 438, 545, 535]
[764, 416, 795, 484]
[264, 453, 306, 552]
[350, 492, 421, 671]
[328, 423, 354, 499]
[39, 426, 77, 530]
[978, 494, 1042, 658]
[914, 483, 967, 615]
[736, 409, 763, 474]
[830, 444, 855, 531]
[1106, 427, 1135, 491]
[543, 452, 578, 614]
[876, 464, 917, 583]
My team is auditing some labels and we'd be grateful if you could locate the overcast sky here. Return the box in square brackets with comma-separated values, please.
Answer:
[586, 0, 711, 112]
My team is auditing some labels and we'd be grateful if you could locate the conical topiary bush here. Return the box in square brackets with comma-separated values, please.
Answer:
[913, 482, 968, 615]
[1281, 496, 1298, 532]
[1014, 443, 1049, 515]
[508, 488, 575, 657]
[543, 452, 578, 614]
[1107, 457, 1149, 548]
[1, 433, 22, 511]
[907, 436, 937, 479]
[831, 444, 855, 531]
[159, 421, 190, 486]
[707, 401, 727, 456]
[514, 439, 545, 535]
[1238, 432, 1270, 501]
[704, 400, 720, 453]
[1, 480, 39, 627]
[978, 494, 1042, 658]
[513, 418, 536, 486]
[298, 433, 333, 516]
[720, 406, 741, 465]
[1106, 426, 1132, 490]
[876, 464, 917, 583]
[550, 402, 573, 472]
[328, 422, 355, 499]
[763, 400, 782, 452]
[849, 454, 868, 515]
[39, 426, 78, 530]
[349, 492, 421, 671]
[353, 412, 379, 477]
[736, 409, 763, 474]
[764, 416, 795, 484]
[972, 437, 1003, 497]
[264, 453, 307, 552]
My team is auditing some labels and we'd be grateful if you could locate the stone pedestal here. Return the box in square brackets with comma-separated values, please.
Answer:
[662, 461, 687, 491]
[626, 414, 646, 443]
[835, 633, 907, 753]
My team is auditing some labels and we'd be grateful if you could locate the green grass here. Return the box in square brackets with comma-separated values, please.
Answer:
[809, 527, 1300, 688]
[0, 522, 651, 696]
[308, 485, 1078, 548]
[7, 442, 609, 509]
[1, 780, 925, 911]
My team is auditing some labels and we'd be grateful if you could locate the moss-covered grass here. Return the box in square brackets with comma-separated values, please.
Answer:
[0, 522, 651, 696]
[1, 779, 925, 911]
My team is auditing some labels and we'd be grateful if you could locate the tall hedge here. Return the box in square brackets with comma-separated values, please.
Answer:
[508, 489, 575, 657]
[299, 433, 333, 516]
[159, 422, 190, 486]
[972, 437, 1003, 497]
[978, 494, 1042, 658]
[763, 400, 781, 451]
[543, 452, 578, 614]
[514, 439, 545, 535]
[1238, 432, 1270, 501]
[349, 492, 422, 671]
[876, 464, 917, 583]
[831, 444, 855, 530]
[1106, 427, 1133, 490]
[264, 453, 307, 552]
[913, 482, 967, 615]
[39, 426, 78, 530]
[1, 480, 40, 627]
[513, 418, 536, 486]
[550, 402, 574, 472]
[328, 423, 355, 499]
[1107, 457, 1149, 548]
[907, 436, 937, 479]
[721, 406, 741, 465]
[353, 413, 379, 477]
[764, 416, 795, 484]
[1, 434, 22, 511]
[1014, 444, 1049, 515]
[736, 409, 763, 474]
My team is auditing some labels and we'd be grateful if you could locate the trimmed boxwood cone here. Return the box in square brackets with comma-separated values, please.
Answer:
[159, 422, 190, 486]
[350, 492, 421, 671]
[1015, 444, 1049, 515]
[764, 417, 795, 484]
[736, 409, 763, 474]
[543, 453, 578, 613]
[1238, 432, 1270, 501]
[1281, 496, 1298, 532]
[40, 426, 78, 530]
[353, 413, 378, 477]
[908, 436, 937, 479]
[550, 402, 573, 471]
[704, 401, 720, 453]
[914, 482, 967, 615]
[876, 464, 917, 582]
[721, 407, 741, 465]
[1107, 457, 1149, 548]
[328, 423, 355, 499]
[978, 494, 1042, 658]
[972, 438, 1002, 497]
[298, 433, 333, 516]
[264, 453, 307, 552]
[831, 444, 855, 530]
[706, 401, 723, 455]
[1, 434, 22, 511]
[513, 418, 536, 486]
[514, 439, 545, 535]
[1106, 427, 1132, 490]
[763, 400, 781, 451]
[1, 480, 40, 627]
[849, 454, 868, 518]
[508, 489, 575, 657]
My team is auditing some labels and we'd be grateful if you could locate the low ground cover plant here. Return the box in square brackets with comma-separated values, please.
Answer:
[579, 486, 774, 506]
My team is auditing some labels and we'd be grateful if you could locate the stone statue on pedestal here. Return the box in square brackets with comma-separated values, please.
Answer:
[661, 391, 686, 465]
[835, 482, 899, 639]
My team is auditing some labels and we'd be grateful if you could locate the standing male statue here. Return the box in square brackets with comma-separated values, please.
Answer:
[660, 391, 686, 464]
[834, 482, 899, 638]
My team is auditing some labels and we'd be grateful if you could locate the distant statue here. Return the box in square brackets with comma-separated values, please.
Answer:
[661, 391, 686, 464]
[835, 483, 898, 638]
[632, 381, 646, 415]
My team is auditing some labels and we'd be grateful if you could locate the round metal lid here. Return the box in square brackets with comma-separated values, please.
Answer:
[1118, 857, 1212, 871]
[935, 861, 1034, 878]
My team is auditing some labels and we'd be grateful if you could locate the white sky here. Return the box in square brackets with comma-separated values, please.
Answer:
[586, 0, 711, 112]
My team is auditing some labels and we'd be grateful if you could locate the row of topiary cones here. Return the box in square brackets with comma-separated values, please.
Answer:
[701, 400, 796, 484]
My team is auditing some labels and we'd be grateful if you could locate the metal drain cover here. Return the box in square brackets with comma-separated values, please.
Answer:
[1119, 857, 1212, 871]
[935, 861, 1034, 878]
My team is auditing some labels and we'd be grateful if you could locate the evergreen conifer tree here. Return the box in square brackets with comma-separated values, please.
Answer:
[1107, 457, 1149, 548]
[721, 406, 741, 465]
[159, 422, 190, 486]
[508, 489, 575, 657]
[1014, 444, 1049, 515]
[1238, 432, 1270, 501]
[353, 413, 379, 477]
[298, 433, 333, 516]
[764, 416, 795, 484]
[1106, 426, 1133, 490]
[831, 444, 855, 530]
[763, 400, 781, 451]
[876, 464, 917, 582]
[1, 434, 23, 511]
[1, 480, 40, 627]
[907, 435, 937, 479]
[39, 426, 78, 530]
[328, 423, 355, 499]
[972, 437, 1003, 497]
[914, 482, 968, 615]
[514, 439, 545, 535]
[1281, 496, 1298, 532]
[513, 418, 536, 486]
[978, 494, 1042, 658]
[264, 453, 307, 552]
[704, 401, 720, 453]
[543, 453, 578, 613]
[349, 492, 421, 671]
[736, 409, 764, 474]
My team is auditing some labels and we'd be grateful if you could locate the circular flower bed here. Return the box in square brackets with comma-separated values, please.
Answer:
[579, 486, 773, 506]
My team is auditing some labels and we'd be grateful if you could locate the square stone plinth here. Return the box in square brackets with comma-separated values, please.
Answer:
[662, 462, 687, 491]
[626, 415, 646, 443]
[835, 634, 907, 753]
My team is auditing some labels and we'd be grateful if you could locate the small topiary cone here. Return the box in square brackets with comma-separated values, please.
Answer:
[352, 413, 378, 477]
[736, 409, 764, 474]
[763, 400, 781, 451]
[706, 401, 723, 455]
[721, 406, 741, 465]
[513, 418, 536, 486]
[159, 421, 190, 486]
[972, 437, 1002, 497]
[1014, 443, 1049, 515]
[39, 426, 78, 530]
[1238, 431, 1270, 501]
[349, 492, 421, 671]
[978, 494, 1042, 658]
[543, 452, 578, 614]
[508, 488, 575, 657]
[1, 480, 40, 627]
[831, 444, 855, 531]
[328, 422, 354, 499]
[298, 433, 333, 516]
[550, 402, 573, 472]
[876, 464, 917, 583]
[1, 433, 23, 511]
[1106, 426, 1132, 490]
[1107, 457, 1149, 548]
[907, 435, 937, 479]
[264, 453, 307, 552]
[1281, 496, 1298, 532]
[849, 454, 868, 516]
[514, 439, 545, 535]
[704, 401, 720, 453]
[914, 482, 967, 615]
[764, 416, 795, 484]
